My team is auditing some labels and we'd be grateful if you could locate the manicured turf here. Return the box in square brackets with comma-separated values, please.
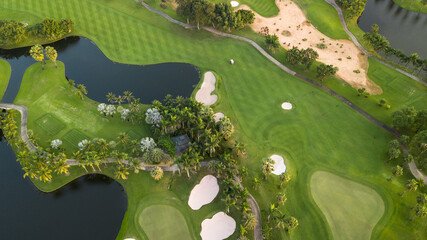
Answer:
[0, 59, 11, 101]
[311, 171, 385, 240]
[13, 61, 151, 153]
[138, 205, 192, 239]
[4, 0, 426, 239]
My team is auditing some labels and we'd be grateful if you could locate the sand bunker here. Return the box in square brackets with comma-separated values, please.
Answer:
[188, 175, 220, 210]
[200, 212, 236, 240]
[281, 102, 293, 110]
[270, 154, 286, 175]
[230, 1, 239, 7]
[214, 112, 225, 122]
[238, 0, 381, 94]
[196, 72, 218, 106]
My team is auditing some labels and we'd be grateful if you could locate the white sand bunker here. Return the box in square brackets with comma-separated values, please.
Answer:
[196, 72, 218, 106]
[281, 102, 293, 110]
[230, 1, 239, 7]
[200, 212, 236, 240]
[188, 175, 220, 210]
[214, 112, 225, 122]
[124, 238, 135, 240]
[237, 0, 381, 94]
[270, 154, 286, 175]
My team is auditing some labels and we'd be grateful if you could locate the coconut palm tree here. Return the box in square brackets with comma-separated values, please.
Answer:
[388, 165, 403, 181]
[276, 192, 287, 206]
[44, 46, 58, 68]
[117, 132, 130, 150]
[130, 158, 142, 173]
[29, 45, 45, 70]
[150, 166, 164, 182]
[411, 193, 427, 210]
[123, 91, 134, 103]
[401, 179, 421, 196]
[106, 92, 116, 104]
[73, 151, 88, 172]
[243, 212, 257, 230]
[261, 158, 275, 180]
[116, 95, 124, 105]
[410, 205, 427, 221]
[76, 84, 87, 100]
[279, 172, 291, 188]
[114, 164, 130, 180]
[285, 216, 299, 232]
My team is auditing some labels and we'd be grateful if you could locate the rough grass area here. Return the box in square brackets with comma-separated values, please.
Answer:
[62, 129, 90, 149]
[0, 59, 11, 101]
[311, 171, 385, 240]
[138, 205, 192, 239]
[34, 113, 67, 136]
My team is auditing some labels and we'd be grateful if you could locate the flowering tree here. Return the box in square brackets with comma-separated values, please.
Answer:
[97, 103, 107, 116]
[78, 139, 90, 151]
[121, 108, 130, 121]
[106, 105, 116, 117]
[51, 139, 62, 149]
[140, 137, 156, 153]
[145, 108, 162, 126]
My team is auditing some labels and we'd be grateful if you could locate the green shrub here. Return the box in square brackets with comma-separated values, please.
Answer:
[316, 43, 327, 49]
[158, 135, 177, 157]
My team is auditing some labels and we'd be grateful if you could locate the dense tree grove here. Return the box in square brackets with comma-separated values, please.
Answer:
[363, 24, 426, 74]
[316, 63, 338, 80]
[0, 18, 74, 46]
[286, 47, 319, 70]
[336, 0, 367, 19]
[176, 0, 254, 30]
[390, 107, 427, 169]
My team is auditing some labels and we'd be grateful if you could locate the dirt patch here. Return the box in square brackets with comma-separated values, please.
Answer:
[237, 0, 382, 94]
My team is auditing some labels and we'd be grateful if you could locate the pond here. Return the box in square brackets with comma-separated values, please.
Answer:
[1, 37, 200, 103]
[0, 37, 201, 239]
[358, 0, 427, 58]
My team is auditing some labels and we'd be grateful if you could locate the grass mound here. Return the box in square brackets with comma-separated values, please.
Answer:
[311, 171, 385, 240]
[34, 113, 67, 136]
[138, 205, 192, 240]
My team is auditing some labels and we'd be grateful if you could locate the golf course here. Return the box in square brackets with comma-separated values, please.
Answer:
[0, 0, 426, 239]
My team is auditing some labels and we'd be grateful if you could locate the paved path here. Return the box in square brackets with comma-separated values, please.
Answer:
[324, 0, 426, 87]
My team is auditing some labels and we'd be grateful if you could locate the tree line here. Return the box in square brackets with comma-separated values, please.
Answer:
[336, 0, 367, 19]
[0, 18, 74, 46]
[363, 24, 426, 75]
[176, 0, 255, 30]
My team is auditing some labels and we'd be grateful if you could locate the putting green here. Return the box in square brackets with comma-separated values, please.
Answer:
[138, 205, 192, 240]
[311, 171, 385, 240]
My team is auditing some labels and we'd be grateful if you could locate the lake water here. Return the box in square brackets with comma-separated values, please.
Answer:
[0, 36, 200, 239]
[358, 0, 427, 58]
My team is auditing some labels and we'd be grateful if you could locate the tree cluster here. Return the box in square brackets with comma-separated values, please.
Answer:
[316, 63, 338, 80]
[177, 0, 254, 30]
[391, 107, 427, 169]
[363, 24, 426, 74]
[0, 18, 74, 46]
[286, 47, 319, 70]
[336, 0, 367, 19]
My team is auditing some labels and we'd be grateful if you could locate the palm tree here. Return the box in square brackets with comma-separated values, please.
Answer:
[44, 46, 58, 68]
[117, 132, 130, 150]
[253, 177, 260, 189]
[388, 165, 403, 181]
[411, 193, 427, 210]
[401, 179, 421, 196]
[276, 192, 287, 206]
[116, 95, 124, 105]
[285, 216, 299, 232]
[114, 164, 130, 180]
[279, 172, 291, 188]
[29, 45, 45, 70]
[106, 92, 116, 104]
[150, 166, 164, 182]
[76, 84, 87, 100]
[243, 212, 257, 230]
[130, 158, 142, 173]
[261, 158, 275, 180]
[73, 151, 88, 173]
[123, 91, 134, 103]
[410, 205, 427, 221]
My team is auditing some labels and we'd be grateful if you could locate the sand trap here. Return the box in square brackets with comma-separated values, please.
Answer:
[196, 72, 218, 106]
[230, 1, 239, 7]
[281, 102, 293, 110]
[200, 212, 236, 240]
[124, 238, 135, 240]
[238, 0, 381, 94]
[214, 112, 225, 122]
[188, 175, 220, 210]
[270, 154, 286, 175]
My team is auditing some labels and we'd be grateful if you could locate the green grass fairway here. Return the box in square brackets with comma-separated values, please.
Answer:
[0, 59, 11, 101]
[139, 205, 192, 240]
[62, 129, 90, 148]
[311, 171, 385, 240]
